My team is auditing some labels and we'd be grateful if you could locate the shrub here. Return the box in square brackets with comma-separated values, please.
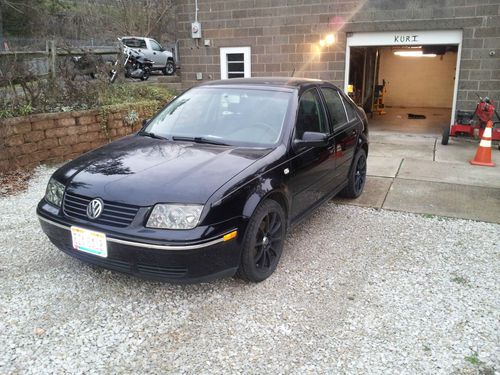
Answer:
[0, 55, 175, 119]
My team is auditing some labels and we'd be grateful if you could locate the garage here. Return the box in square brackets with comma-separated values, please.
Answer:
[344, 30, 463, 135]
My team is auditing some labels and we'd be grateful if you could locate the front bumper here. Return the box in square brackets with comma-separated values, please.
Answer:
[37, 206, 246, 283]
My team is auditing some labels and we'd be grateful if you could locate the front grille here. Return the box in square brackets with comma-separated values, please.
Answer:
[63, 191, 140, 227]
[137, 264, 188, 279]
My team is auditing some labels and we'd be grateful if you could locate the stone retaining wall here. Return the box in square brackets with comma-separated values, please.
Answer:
[0, 104, 159, 173]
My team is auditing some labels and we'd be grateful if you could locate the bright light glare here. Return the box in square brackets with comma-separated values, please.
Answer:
[325, 34, 335, 45]
[394, 51, 437, 57]
[319, 39, 325, 47]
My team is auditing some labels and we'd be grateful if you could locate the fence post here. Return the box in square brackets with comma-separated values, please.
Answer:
[49, 40, 56, 79]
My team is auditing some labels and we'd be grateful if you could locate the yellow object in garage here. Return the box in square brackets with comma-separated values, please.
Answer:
[372, 80, 387, 115]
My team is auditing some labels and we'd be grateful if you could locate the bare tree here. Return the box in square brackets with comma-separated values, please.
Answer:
[1, 0, 176, 44]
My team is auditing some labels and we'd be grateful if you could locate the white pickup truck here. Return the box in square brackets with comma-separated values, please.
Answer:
[119, 37, 176, 75]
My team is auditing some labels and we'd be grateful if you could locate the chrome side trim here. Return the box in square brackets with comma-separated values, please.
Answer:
[107, 236, 224, 251]
[39, 215, 69, 231]
[37, 215, 227, 251]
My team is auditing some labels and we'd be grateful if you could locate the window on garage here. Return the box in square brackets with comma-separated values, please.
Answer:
[220, 47, 251, 79]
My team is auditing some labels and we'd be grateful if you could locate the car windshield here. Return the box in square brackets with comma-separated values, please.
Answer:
[143, 87, 292, 147]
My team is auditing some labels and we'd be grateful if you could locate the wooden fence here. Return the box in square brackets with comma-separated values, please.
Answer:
[0, 40, 120, 78]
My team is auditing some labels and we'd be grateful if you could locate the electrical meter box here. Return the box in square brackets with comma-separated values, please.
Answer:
[191, 22, 202, 39]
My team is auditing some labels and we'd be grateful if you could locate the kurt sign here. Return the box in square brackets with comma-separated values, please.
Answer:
[394, 35, 418, 43]
[346, 30, 462, 47]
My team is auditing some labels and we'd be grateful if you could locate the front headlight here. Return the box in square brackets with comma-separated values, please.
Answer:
[45, 178, 65, 207]
[146, 204, 203, 230]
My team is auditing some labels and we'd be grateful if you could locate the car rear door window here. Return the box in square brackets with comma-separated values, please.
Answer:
[295, 89, 328, 139]
[321, 88, 348, 129]
[122, 38, 146, 49]
[342, 97, 358, 121]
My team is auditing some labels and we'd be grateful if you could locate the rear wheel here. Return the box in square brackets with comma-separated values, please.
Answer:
[339, 148, 367, 199]
[441, 126, 450, 145]
[237, 200, 286, 282]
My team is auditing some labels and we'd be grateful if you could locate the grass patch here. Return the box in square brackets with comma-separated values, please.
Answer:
[465, 352, 483, 366]
[99, 84, 173, 107]
[421, 213, 451, 221]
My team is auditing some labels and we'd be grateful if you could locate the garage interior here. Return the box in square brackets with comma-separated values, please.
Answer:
[348, 45, 458, 135]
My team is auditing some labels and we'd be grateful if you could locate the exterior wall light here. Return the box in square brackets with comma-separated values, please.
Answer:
[318, 33, 336, 49]
[325, 34, 335, 45]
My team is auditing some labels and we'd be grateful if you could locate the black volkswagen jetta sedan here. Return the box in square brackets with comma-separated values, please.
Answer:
[37, 78, 368, 283]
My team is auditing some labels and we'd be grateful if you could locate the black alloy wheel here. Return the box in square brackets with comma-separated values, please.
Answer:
[237, 200, 286, 282]
[339, 148, 367, 199]
[254, 211, 283, 270]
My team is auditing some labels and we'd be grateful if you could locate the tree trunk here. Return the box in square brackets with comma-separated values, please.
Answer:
[0, 5, 4, 51]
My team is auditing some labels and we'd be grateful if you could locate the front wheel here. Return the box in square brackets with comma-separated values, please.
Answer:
[162, 60, 175, 75]
[140, 70, 150, 81]
[236, 200, 286, 282]
[339, 148, 367, 199]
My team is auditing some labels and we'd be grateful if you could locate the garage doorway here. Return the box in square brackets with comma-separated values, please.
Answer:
[344, 30, 463, 135]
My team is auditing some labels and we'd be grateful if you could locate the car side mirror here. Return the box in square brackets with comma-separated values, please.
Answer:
[293, 131, 328, 151]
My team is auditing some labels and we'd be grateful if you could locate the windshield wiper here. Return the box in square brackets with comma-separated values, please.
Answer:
[172, 136, 229, 146]
[139, 131, 168, 140]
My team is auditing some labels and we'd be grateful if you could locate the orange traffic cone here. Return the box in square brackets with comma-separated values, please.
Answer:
[470, 120, 495, 167]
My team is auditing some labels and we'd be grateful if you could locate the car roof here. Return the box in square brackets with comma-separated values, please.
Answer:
[120, 36, 152, 40]
[200, 77, 332, 89]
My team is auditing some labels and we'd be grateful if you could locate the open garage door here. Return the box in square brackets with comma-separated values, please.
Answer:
[344, 30, 463, 135]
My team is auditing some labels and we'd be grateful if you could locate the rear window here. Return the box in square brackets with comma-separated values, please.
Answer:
[122, 38, 146, 49]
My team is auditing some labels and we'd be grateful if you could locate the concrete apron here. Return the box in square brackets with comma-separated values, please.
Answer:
[333, 131, 500, 224]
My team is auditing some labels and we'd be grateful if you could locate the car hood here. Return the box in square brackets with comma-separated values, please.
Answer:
[55, 136, 271, 206]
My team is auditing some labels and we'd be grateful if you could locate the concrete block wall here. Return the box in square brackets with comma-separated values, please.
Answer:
[176, 0, 499, 112]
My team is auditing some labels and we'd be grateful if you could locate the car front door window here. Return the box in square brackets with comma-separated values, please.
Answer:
[150, 40, 163, 51]
[295, 89, 328, 139]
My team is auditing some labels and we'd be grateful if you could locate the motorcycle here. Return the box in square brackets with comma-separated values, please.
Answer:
[109, 49, 153, 83]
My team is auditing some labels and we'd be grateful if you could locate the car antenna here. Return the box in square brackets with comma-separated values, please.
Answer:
[291, 65, 295, 77]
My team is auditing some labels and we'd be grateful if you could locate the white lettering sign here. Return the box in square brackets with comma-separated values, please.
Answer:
[394, 35, 419, 43]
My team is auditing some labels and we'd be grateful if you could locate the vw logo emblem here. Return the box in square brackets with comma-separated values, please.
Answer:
[87, 198, 104, 220]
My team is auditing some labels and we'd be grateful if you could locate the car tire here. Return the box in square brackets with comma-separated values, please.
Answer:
[339, 148, 367, 199]
[441, 126, 450, 145]
[236, 199, 286, 283]
[162, 60, 175, 75]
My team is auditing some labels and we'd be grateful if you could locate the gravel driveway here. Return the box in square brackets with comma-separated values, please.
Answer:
[1, 166, 499, 374]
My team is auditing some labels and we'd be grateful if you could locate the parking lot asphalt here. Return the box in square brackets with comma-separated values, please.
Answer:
[333, 131, 500, 223]
[1, 166, 499, 374]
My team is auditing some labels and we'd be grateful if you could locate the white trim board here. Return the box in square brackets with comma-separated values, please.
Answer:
[220, 46, 251, 80]
[343, 30, 463, 125]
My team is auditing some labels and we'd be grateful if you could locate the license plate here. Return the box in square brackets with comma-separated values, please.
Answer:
[71, 226, 108, 258]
